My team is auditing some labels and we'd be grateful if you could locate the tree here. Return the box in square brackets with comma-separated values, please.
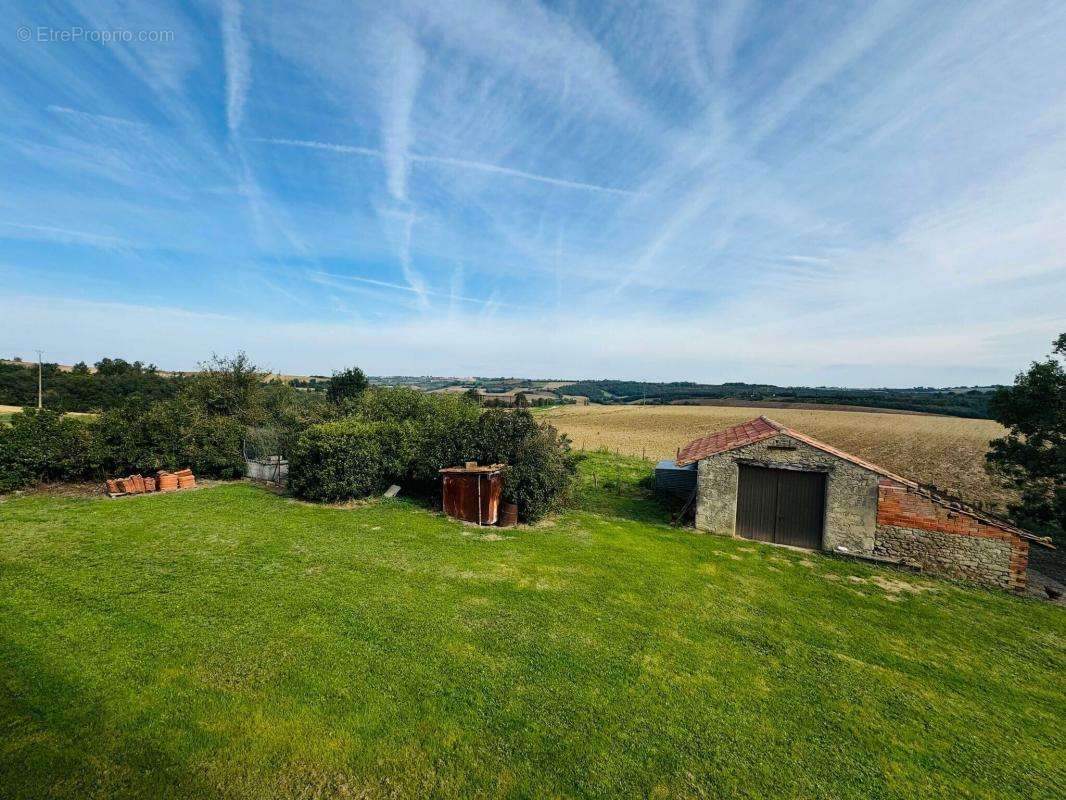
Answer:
[182, 352, 265, 425]
[463, 388, 482, 405]
[985, 333, 1065, 541]
[327, 366, 369, 405]
[514, 391, 529, 408]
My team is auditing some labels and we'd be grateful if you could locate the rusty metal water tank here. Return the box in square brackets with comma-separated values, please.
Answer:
[439, 462, 504, 525]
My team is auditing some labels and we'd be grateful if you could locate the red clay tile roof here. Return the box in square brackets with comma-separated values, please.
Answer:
[675, 416, 781, 466]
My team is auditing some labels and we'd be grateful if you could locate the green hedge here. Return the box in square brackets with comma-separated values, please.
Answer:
[95, 400, 246, 479]
[0, 404, 247, 492]
[0, 410, 98, 491]
[288, 419, 415, 502]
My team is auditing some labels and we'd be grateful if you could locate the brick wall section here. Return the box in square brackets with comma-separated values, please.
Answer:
[875, 482, 1029, 592]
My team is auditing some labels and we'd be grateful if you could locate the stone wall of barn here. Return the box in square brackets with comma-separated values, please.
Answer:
[874, 482, 1029, 592]
[693, 435, 1030, 593]
[694, 433, 880, 553]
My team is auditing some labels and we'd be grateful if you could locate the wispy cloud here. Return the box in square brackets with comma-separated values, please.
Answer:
[221, 0, 250, 138]
[396, 210, 428, 309]
[46, 105, 145, 129]
[2, 0, 1064, 383]
[309, 269, 499, 307]
[254, 137, 637, 196]
[0, 221, 129, 248]
[380, 24, 424, 204]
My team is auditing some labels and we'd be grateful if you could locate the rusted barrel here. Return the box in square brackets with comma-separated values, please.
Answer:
[498, 501, 518, 527]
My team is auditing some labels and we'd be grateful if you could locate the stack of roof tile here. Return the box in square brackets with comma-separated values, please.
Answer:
[156, 471, 179, 491]
[105, 469, 196, 497]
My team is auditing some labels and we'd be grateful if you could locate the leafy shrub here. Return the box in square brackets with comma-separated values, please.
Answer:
[0, 409, 98, 491]
[287, 395, 575, 515]
[260, 383, 337, 456]
[345, 388, 481, 487]
[477, 409, 577, 521]
[184, 415, 247, 478]
[408, 395, 482, 487]
[345, 386, 432, 423]
[95, 399, 189, 475]
[289, 419, 397, 501]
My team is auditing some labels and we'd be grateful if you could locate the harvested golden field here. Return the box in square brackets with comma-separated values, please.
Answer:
[541, 404, 1013, 510]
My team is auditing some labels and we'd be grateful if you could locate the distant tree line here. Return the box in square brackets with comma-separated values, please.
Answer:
[558, 380, 996, 418]
[0, 358, 343, 413]
[0, 359, 184, 412]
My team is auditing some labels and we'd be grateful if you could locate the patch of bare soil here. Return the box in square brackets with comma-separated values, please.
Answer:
[2, 479, 233, 502]
[18, 481, 106, 498]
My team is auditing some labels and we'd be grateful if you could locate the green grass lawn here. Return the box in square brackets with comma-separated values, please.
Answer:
[1, 453, 1063, 799]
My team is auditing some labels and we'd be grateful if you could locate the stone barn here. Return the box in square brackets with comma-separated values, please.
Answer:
[677, 416, 1048, 593]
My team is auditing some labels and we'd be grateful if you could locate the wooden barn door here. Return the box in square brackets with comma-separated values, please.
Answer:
[736, 465, 825, 549]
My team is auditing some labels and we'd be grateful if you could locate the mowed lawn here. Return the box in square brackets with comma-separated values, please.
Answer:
[1, 455, 1063, 799]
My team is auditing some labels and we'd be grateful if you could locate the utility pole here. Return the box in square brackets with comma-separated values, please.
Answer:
[35, 349, 43, 409]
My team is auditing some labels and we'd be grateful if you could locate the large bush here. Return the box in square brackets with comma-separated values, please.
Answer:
[477, 409, 578, 521]
[346, 387, 482, 487]
[95, 399, 189, 475]
[259, 382, 338, 457]
[408, 395, 482, 487]
[288, 419, 414, 502]
[185, 414, 247, 478]
[0, 409, 98, 491]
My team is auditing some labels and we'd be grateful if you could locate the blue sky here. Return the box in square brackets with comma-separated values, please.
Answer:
[1, 1, 1064, 385]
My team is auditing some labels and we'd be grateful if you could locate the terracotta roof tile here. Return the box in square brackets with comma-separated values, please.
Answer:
[675, 416, 782, 466]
